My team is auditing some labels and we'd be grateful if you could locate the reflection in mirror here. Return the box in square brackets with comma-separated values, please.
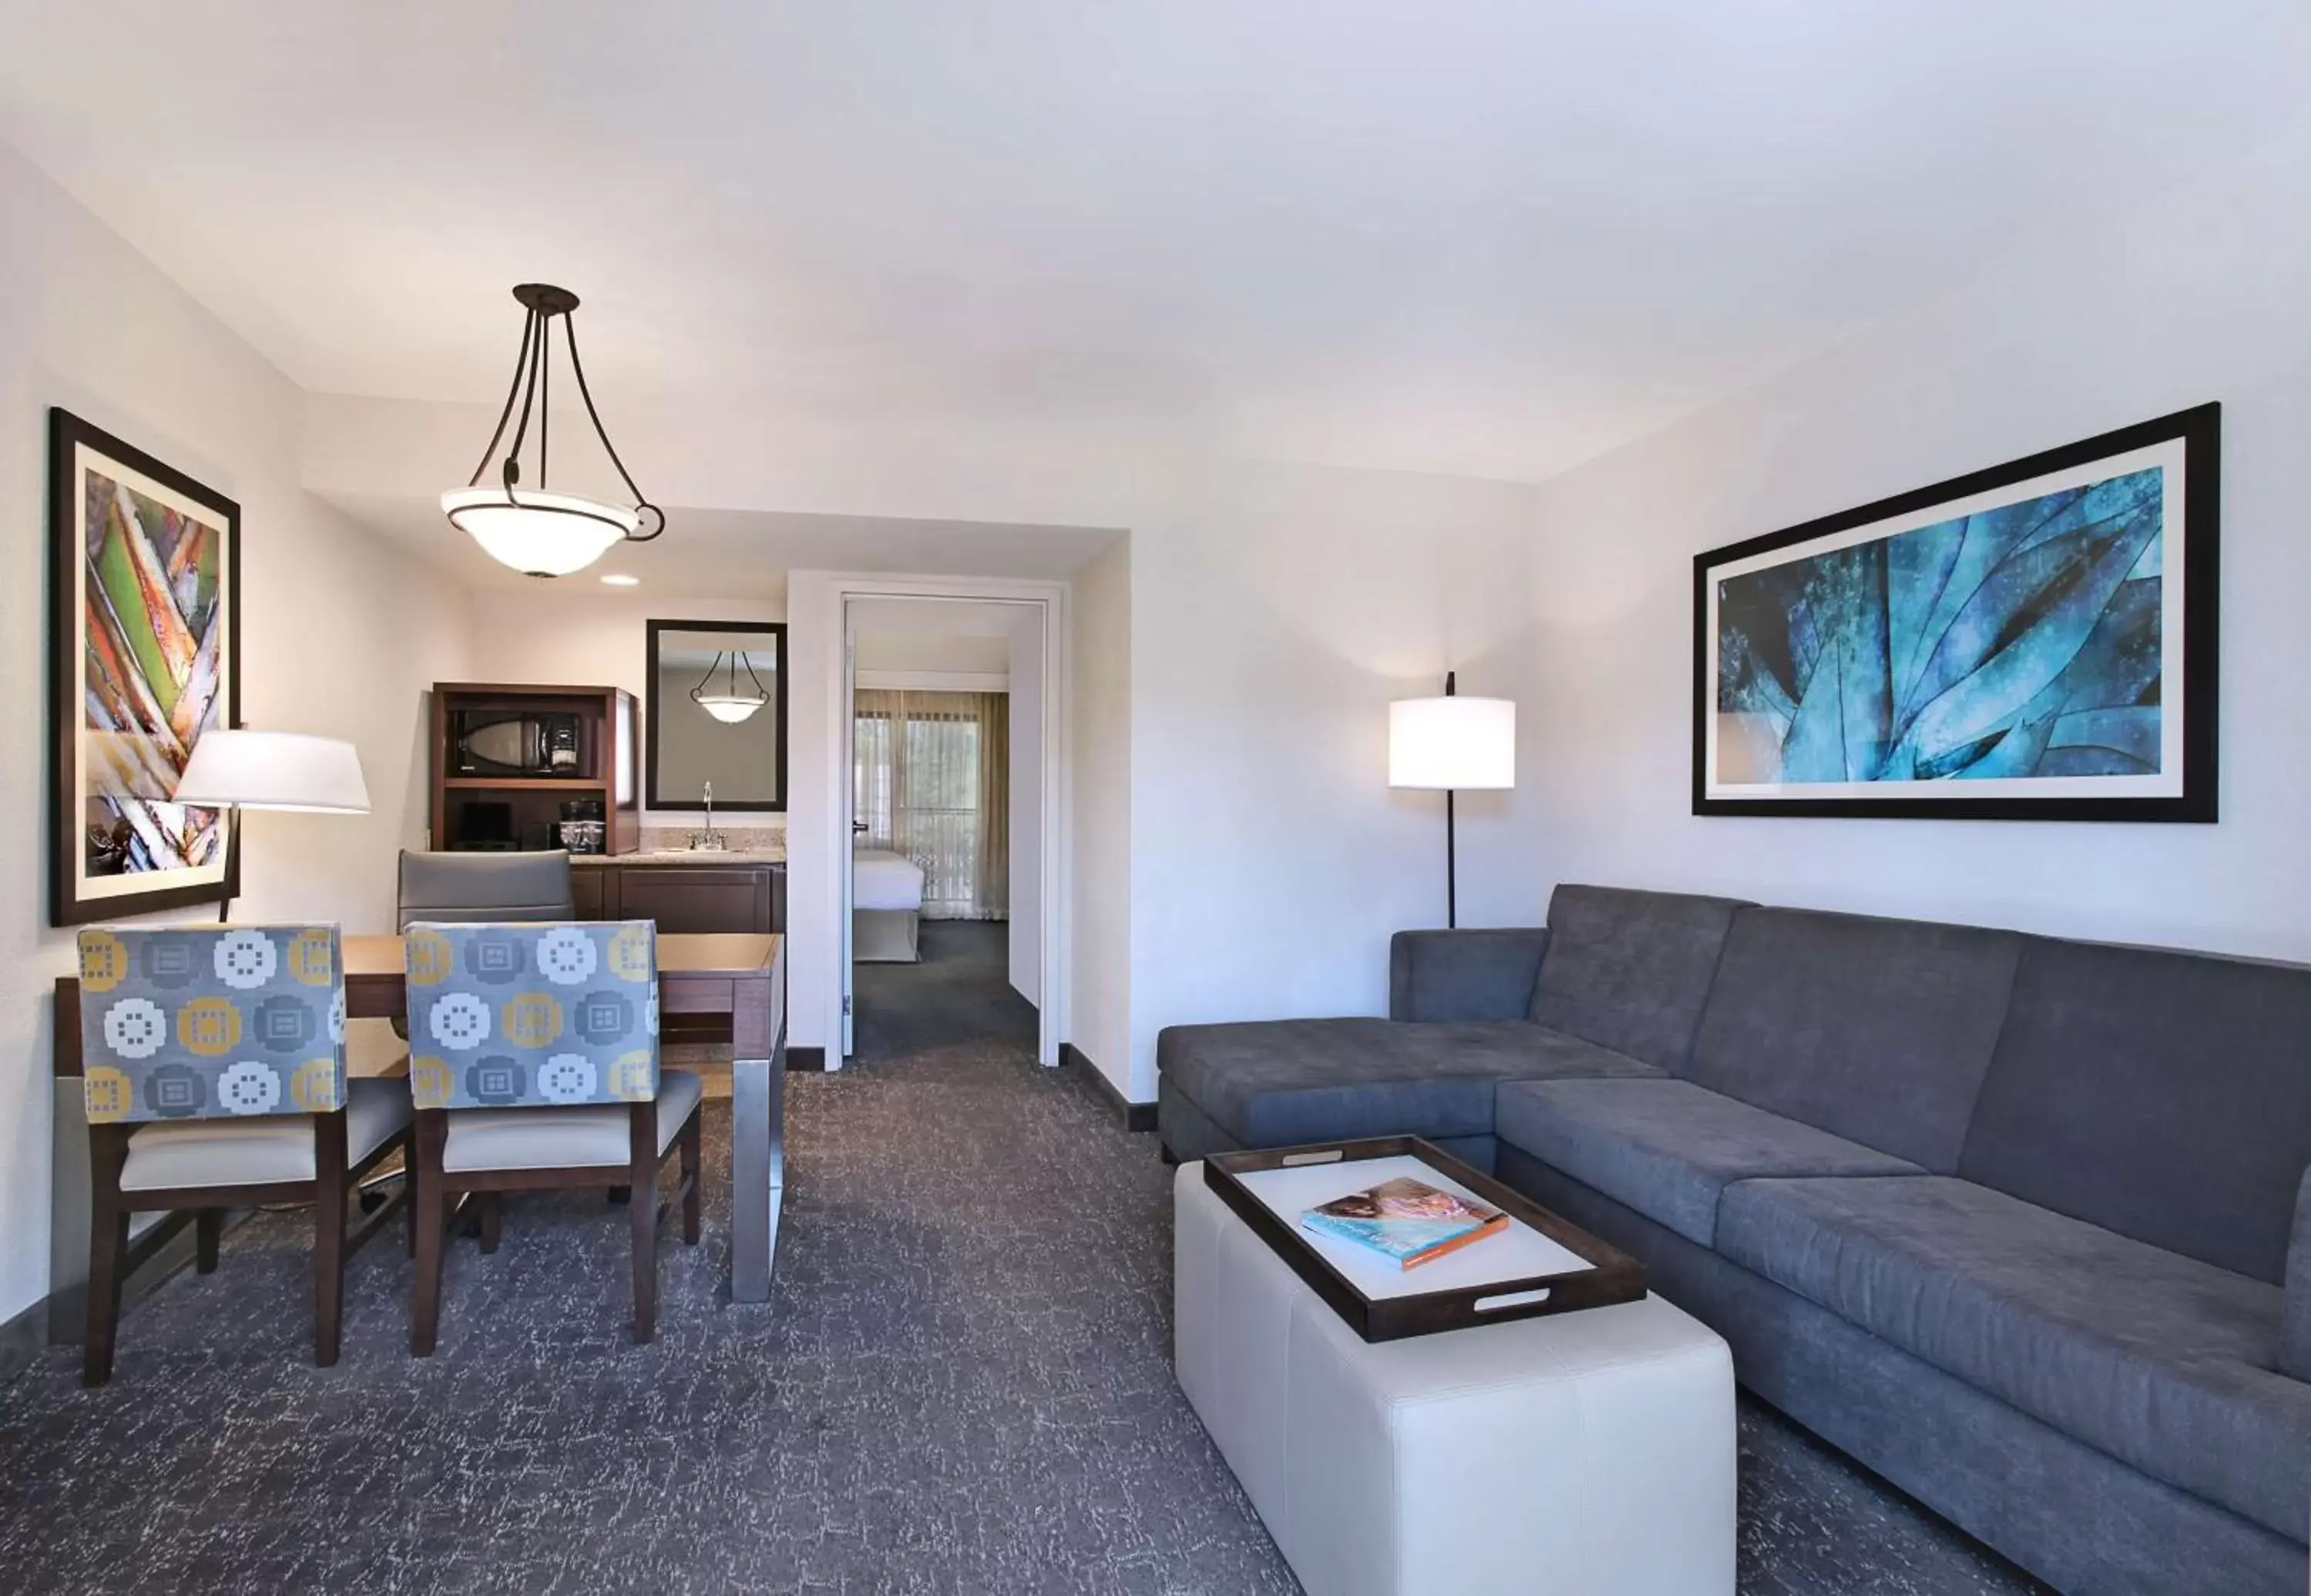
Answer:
[646, 620, 787, 810]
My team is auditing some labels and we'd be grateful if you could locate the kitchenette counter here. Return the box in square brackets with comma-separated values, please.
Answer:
[574, 847, 787, 867]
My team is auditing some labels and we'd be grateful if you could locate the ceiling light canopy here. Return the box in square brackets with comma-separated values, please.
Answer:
[442, 283, 664, 578]
[692, 651, 770, 724]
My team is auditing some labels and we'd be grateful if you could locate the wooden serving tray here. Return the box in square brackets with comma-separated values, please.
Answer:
[1202, 1135, 1647, 1343]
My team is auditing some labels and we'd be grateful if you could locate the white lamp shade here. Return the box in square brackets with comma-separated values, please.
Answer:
[173, 730, 371, 813]
[441, 488, 636, 577]
[695, 694, 767, 724]
[1389, 696, 1516, 790]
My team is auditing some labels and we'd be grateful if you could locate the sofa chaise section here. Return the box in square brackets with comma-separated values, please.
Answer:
[1155, 885, 1747, 1163]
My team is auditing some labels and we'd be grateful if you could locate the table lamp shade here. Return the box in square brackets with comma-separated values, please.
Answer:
[1389, 696, 1515, 790]
[173, 730, 371, 814]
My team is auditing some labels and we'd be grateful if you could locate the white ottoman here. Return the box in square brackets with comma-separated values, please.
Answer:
[1175, 1162, 1735, 1596]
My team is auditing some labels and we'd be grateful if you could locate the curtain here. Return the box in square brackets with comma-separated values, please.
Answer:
[854, 689, 1009, 920]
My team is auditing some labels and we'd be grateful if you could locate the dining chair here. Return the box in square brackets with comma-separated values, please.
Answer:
[401, 920, 703, 1353]
[75, 924, 414, 1385]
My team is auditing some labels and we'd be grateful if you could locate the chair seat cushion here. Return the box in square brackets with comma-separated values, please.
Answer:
[122, 1078, 412, 1191]
[442, 1069, 703, 1172]
[1717, 1175, 2311, 1541]
[1159, 1018, 1661, 1148]
[1494, 1078, 1922, 1246]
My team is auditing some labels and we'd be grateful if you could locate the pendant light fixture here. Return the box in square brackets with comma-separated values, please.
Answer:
[692, 650, 770, 724]
[441, 283, 665, 577]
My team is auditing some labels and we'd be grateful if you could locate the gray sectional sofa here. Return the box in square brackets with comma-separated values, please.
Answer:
[1156, 884, 2311, 1595]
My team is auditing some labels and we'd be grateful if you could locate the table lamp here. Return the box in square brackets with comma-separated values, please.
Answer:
[1388, 672, 1515, 929]
[173, 730, 371, 921]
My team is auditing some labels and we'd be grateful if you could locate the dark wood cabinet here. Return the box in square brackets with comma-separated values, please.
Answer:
[569, 868, 607, 920]
[574, 863, 782, 935]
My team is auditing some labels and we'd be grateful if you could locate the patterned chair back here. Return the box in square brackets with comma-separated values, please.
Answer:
[77, 926, 347, 1125]
[403, 921, 659, 1111]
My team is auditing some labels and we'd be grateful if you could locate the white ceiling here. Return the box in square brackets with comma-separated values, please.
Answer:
[317, 494, 1119, 598]
[4, 2, 2308, 484]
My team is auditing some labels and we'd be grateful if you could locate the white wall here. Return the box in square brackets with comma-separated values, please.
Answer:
[462, 588, 785, 823]
[0, 142, 469, 1323]
[1115, 458, 1550, 1099]
[1068, 540, 1132, 1091]
[1006, 608, 1045, 1004]
[1520, 119, 2311, 962]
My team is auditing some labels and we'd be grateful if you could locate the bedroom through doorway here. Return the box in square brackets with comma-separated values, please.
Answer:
[843, 595, 1047, 1064]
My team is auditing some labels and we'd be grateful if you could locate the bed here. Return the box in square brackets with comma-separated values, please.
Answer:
[853, 847, 926, 962]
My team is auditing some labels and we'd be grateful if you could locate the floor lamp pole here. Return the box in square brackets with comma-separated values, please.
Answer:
[1446, 786, 1457, 930]
[1444, 670, 1457, 930]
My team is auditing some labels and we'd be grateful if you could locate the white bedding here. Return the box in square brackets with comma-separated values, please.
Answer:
[853, 847, 927, 911]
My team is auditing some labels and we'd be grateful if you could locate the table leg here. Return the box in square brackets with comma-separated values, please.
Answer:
[729, 972, 784, 1306]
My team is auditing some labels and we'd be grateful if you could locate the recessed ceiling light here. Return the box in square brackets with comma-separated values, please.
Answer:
[599, 573, 641, 587]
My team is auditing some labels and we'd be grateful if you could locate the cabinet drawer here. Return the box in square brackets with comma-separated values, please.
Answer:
[569, 869, 608, 920]
[613, 867, 773, 935]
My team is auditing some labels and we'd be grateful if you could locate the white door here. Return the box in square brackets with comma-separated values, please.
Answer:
[839, 630, 857, 1060]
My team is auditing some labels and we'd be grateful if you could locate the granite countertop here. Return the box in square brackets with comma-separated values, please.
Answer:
[572, 847, 787, 867]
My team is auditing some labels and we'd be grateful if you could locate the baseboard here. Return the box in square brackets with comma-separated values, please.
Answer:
[786, 1045, 828, 1072]
[2, 1209, 230, 1381]
[1062, 1043, 1156, 1132]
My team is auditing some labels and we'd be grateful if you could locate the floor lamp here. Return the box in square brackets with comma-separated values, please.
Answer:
[1389, 672, 1515, 929]
[173, 730, 372, 921]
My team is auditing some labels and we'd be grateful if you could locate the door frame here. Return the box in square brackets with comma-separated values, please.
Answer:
[813, 575, 1068, 1067]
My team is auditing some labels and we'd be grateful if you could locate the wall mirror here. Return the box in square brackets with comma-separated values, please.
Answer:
[646, 619, 788, 810]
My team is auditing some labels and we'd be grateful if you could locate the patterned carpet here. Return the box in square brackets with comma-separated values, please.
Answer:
[0, 924, 2046, 1594]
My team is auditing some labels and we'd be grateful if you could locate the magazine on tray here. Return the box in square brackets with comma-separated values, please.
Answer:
[1299, 1175, 1508, 1269]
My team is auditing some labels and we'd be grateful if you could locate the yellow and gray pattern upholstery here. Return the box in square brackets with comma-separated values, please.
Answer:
[77, 926, 347, 1125]
[403, 921, 659, 1111]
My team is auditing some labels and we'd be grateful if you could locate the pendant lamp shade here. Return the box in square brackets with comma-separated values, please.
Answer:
[444, 283, 664, 578]
[1389, 696, 1516, 790]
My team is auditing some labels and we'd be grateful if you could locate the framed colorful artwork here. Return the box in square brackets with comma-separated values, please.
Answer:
[49, 409, 242, 924]
[1694, 404, 2219, 821]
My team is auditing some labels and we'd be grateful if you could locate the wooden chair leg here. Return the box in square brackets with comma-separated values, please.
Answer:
[83, 1126, 133, 1387]
[629, 1102, 658, 1343]
[195, 1209, 223, 1274]
[314, 1109, 349, 1368]
[404, 1138, 421, 1260]
[680, 1109, 702, 1247]
[411, 1111, 448, 1357]
[477, 1192, 502, 1255]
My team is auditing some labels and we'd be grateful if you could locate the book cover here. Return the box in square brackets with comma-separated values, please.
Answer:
[1299, 1175, 1508, 1269]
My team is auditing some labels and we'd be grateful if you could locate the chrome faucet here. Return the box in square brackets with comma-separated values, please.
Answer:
[688, 780, 727, 850]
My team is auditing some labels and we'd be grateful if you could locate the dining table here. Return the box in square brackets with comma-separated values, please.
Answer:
[52, 930, 789, 1307]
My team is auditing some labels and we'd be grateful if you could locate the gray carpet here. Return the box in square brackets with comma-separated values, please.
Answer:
[0, 922, 2047, 1594]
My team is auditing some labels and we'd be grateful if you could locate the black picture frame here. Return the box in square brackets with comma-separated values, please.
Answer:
[645, 619, 789, 812]
[1692, 403, 2219, 822]
[49, 408, 243, 926]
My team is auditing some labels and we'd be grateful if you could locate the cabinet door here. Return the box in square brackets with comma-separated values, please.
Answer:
[613, 867, 773, 934]
[569, 868, 609, 920]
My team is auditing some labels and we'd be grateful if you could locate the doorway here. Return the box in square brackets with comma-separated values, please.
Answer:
[837, 590, 1061, 1065]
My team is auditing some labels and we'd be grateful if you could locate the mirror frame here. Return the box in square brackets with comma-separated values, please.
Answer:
[645, 618, 790, 812]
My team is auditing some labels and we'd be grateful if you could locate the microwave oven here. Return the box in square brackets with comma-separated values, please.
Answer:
[449, 709, 583, 779]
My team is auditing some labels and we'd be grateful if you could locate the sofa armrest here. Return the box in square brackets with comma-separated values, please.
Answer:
[2288, 1168, 2311, 1381]
[1388, 928, 1551, 1023]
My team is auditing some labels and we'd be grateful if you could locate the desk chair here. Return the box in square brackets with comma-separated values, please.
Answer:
[402, 920, 702, 1353]
[396, 849, 575, 927]
[76, 926, 414, 1384]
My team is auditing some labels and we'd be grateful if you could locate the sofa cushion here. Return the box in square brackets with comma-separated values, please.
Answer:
[1960, 936, 2311, 1284]
[1718, 1175, 2311, 1542]
[1389, 928, 1551, 1022]
[1682, 907, 2021, 1172]
[2287, 1169, 2311, 1383]
[1494, 1078, 1922, 1247]
[1527, 884, 1749, 1070]
[1156, 1018, 1660, 1148]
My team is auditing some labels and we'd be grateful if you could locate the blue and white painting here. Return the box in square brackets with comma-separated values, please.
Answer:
[1706, 447, 2191, 802]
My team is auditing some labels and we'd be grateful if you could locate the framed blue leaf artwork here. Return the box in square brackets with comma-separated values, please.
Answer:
[1695, 404, 2218, 820]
